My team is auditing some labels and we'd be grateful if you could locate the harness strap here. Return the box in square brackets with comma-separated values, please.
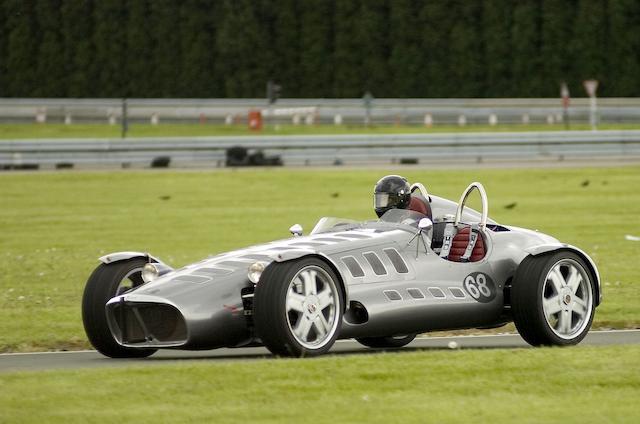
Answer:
[460, 224, 480, 262]
[439, 223, 456, 258]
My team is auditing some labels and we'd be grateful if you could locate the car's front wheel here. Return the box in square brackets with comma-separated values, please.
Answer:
[82, 258, 157, 358]
[511, 252, 595, 346]
[356, 334, 416, 349]
[254, 257, 344, 357]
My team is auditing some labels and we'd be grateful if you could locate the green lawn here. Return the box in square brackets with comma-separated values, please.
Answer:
[1, 345, 639, 423]
[1, 122, 639, 139]
[0, 166, 639, 352]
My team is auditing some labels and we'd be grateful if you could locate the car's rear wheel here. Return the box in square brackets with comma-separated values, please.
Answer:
[82, 258, 157, 358]
[512, 252, 595, 346]
[254, 257, 344, 357]
[356, 334, 416, 349]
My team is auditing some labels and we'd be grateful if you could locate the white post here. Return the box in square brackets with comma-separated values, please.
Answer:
[35, 107, 47, 123]
[305, 114, 314, 125]
[424, 113, 433, 127]
[583, 80, 599, 131]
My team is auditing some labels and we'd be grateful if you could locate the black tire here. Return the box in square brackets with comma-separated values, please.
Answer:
[253, 257, 344, 357]
[511, 251, 596, 347]
[81, 258, 157, 358]
[356, 334, 416, 349]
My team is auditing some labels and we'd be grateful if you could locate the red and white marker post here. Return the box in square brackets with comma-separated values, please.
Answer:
[560, 82, 570, 130]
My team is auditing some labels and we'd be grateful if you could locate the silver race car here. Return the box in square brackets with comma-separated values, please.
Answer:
[82, 181, 601, 358]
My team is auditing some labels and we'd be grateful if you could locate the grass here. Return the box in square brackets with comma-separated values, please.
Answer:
[0, 166, 639, 352]
[1, 122, 639, 139]
[1, 345, 639, 423]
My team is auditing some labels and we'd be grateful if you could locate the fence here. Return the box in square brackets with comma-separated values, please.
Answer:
[1, 130, 639, 168]
[1, 98, 640, 126]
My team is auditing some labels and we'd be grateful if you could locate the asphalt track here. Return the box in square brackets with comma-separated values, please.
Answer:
[1, 330, 638, 373]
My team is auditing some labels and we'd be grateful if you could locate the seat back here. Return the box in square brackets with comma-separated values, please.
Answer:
[408, 194, 432, 220]
[447, 226, 486, 262]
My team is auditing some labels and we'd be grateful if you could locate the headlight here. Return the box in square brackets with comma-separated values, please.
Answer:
[248, 262, 267, 284]
[141, 262, 173, 283]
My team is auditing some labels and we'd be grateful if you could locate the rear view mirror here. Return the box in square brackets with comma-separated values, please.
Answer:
[418, 218, 433, 231]
[289, 224, 303, 237]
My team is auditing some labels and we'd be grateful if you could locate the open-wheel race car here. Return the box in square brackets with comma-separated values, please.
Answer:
[82, 180, 601, 358]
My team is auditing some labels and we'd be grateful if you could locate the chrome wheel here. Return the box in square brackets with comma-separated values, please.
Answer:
[285, 265, 340, 349]
[542, 259, 593, 340]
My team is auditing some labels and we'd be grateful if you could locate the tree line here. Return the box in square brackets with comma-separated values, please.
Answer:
[1, 0, 638, 99]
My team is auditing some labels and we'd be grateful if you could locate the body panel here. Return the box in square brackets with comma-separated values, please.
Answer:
[100, 193, 601, 350]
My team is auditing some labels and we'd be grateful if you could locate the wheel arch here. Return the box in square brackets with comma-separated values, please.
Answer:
[99, 251, 164, 266]
[524, 244, 601, 306]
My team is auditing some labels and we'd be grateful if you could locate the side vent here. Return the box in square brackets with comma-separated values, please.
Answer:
[170, 275, 211, 284]
[407, 288, 425, 299]
[383, 248, 409, 274]
[312, 237, 348, 243]
[191, 267, 233, 277]
[384, 290, 402, 301]
[335, 233, 371, 239]
[363, 252, 387, 276]
[341, 256, 365, 278]
[428, 287, 446, 298]
[449, 288, 466, 299]
[289, 242, 327, 247]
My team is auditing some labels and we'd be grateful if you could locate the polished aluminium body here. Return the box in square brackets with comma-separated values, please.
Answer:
[90, 182, 601, 355]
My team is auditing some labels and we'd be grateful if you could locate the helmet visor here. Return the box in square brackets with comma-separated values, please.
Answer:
[374, 193, 390, 208]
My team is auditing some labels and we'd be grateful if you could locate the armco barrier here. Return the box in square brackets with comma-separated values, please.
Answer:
[1, 130, 640, 168]
[2, 97, 640, 125]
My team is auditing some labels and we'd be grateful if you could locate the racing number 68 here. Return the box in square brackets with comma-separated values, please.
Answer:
[464, 273, 491, 299]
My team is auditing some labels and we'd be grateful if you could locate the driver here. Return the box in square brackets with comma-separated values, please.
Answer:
[373, 175, 431, 218]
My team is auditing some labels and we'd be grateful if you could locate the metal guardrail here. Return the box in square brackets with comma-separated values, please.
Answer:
[1, 130, 640, 168]
[2, 97, 640, 125]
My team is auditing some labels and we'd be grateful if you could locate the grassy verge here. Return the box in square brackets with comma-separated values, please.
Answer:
[1, 345, 639, 423]
[1, 122, 639, 139]
[0, 166, 638, 352]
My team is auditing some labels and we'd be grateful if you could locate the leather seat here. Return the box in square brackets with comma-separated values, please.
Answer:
[408, 194, 432, 220]
[447, 226, 486, 262]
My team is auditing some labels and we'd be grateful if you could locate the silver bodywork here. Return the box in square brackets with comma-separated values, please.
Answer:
[102, 189, 601, 351]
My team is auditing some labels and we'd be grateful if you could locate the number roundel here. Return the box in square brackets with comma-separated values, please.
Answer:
[463, 272, 496, 303]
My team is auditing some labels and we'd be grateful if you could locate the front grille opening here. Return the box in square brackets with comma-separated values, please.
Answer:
[113, 303, 187, 344]
[112, 304, 147, 343]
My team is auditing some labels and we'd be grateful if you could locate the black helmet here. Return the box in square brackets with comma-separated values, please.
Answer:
[374, 175, 411, 218]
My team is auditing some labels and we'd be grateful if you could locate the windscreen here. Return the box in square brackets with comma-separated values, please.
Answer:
[310, 217, 360, 235]
[378, 209, 426, 226]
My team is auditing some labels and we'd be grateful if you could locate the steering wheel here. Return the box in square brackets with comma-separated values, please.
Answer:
[410, 182, 431, 201]
[454, 182, 488, 228]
